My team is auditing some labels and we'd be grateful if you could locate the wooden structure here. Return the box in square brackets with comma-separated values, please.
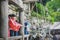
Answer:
[0, 0, 38, 40]
[0, 0, 24, 40]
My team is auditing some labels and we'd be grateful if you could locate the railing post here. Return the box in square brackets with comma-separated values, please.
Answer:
[20, 11, 25, 40]
[0, 0, 8, 40]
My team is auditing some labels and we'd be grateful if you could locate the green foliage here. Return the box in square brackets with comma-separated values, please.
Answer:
[46, 1, 55, 13]
[35, 3, 45, 16]
[46, 0, 60, 13]
[46, 0, 60, 23]
[52, 12, 60, 21]
[42, 0, 51, 5]
[31, 11, 41, 18]
[31, 0, 60, 24]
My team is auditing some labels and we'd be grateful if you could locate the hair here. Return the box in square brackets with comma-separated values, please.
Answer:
[8, 14, 16, 17]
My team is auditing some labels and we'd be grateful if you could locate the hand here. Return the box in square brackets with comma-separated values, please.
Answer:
[18, 24, 23, 27]
[20, 25, 23, 26]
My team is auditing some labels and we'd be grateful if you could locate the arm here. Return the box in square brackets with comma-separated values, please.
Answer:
[9, 19, 17, 29]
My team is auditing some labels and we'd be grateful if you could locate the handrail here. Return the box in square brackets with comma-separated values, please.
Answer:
[8, 36, 22, 40]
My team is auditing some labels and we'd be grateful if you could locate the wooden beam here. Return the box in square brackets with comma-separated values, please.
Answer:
[9, 0, 23, 9]
[8, 36, 22, 40]
[23, 0, 38, 2]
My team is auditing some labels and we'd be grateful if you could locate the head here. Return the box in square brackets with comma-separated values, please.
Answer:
[8, 14, 16, 20]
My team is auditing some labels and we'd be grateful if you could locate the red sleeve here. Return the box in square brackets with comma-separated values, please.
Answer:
[9, 19, 21, 31]
[15, 23, 21, 29]
[9, 19, 15, 29]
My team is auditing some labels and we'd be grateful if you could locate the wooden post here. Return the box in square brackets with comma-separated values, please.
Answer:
[0, 0, 8, 40]
[29, 3, 31, 16]
[20, 11, 25, 40]
[0, 1, 1, 38]
[27, 37, 28, 40]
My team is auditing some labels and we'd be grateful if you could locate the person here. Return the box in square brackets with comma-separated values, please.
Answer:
[24, 19, 31, 35]
[53, 33, 57, 40]
[8, 14, 22, 36]
[24, 27, 29, 35]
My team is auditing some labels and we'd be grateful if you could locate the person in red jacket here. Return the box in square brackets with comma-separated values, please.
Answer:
[8, 14, 22, 36]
